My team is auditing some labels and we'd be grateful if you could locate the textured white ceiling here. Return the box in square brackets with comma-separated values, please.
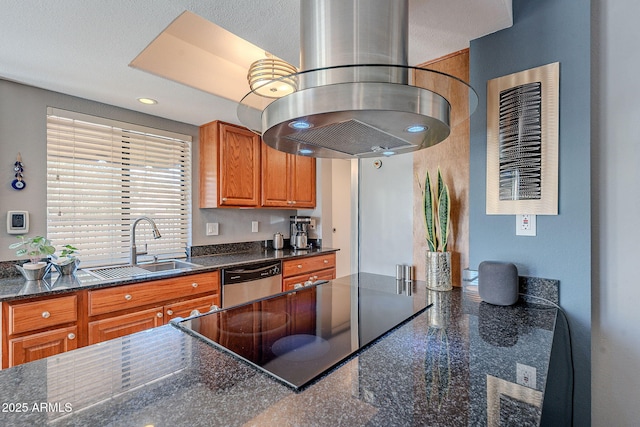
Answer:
[0, 0, 511, 127]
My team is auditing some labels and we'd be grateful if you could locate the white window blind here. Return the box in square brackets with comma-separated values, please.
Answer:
[46, 108, 192, 267]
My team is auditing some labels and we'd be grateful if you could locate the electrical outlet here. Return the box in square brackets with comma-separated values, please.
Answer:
[309, 218, 316, 230]
[516, 363, 537, 388]
[251, 221, 259, 233]
[516, 214, 536, 236]
[206, 223, 219, 236]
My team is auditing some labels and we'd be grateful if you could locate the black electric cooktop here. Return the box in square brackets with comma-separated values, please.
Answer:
[174, 273, 430, 390]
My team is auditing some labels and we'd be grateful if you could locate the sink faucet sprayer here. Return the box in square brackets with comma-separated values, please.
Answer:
[130, 216, 161, 265]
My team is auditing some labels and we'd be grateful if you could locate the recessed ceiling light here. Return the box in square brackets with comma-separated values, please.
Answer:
[289, 120, 313, 130]
[405, 125, 427, 133]
[137, 98, 158, 105]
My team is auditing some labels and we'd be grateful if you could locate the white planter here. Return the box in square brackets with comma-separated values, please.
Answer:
[15, 262, 51, 281]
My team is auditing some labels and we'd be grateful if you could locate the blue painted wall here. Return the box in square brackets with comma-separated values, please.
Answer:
[469, 0, 591, 424]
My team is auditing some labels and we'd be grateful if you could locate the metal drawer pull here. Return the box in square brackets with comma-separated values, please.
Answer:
[42, 311, 51, 319]
[297, 264, 302, 268]
[294, 283, 303, 289]
[68, 333, 75, 340]
[124, 294, 132, 301]
[192, 283, 198, 288]
[166, 309, 174, 316]
[190, 309, 200, 316]
[156, 312, 163, 318]
[324, 259, 329, 264]
[209, 305, 220, 312]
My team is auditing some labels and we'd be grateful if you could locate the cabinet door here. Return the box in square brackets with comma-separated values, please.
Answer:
[218, 122, 261, 207]
[9, 325, 78, 367]
[261, 143, 290, 207]
[289, 154, 316, 208]
[200, 121, 261, 208]
[164, 295, 220, 324]
[88, 306, 164, 345]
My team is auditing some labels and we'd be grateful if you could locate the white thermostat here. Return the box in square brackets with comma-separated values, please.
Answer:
[7, 211, 29, 234]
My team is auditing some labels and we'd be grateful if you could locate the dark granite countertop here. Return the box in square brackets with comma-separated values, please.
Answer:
[0, 247, 339, 302]
[0, 273, 558, 426]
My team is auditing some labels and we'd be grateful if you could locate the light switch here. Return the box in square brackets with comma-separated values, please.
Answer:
[206, 223, 219, 236]
[251, 221, 259, 233]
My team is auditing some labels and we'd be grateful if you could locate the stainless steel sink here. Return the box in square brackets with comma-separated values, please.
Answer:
[85, 259, 202, 280]
[138, 260, 201, 272]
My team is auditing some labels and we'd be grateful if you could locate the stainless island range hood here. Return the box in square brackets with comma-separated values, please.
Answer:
[238, 0, 477, 158]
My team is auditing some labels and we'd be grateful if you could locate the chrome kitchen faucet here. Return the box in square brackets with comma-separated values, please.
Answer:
[130, 216, 162, 265]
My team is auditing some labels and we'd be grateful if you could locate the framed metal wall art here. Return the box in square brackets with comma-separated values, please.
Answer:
[486, 62, 559, 215]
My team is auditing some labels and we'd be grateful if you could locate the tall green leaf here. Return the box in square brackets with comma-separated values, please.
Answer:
[423, 171, 436, 252]
[438, 185, 451, 251]
[436, 168, 450, 251]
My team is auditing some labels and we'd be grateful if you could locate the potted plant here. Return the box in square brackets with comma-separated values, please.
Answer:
[9, 235, 56, 280]
[422, 168, 452, 291]
[52, 244, 80, 275]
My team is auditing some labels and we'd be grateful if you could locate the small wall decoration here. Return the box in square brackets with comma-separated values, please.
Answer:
[11, 153, 26, 190]
[486, 62, 559, 215]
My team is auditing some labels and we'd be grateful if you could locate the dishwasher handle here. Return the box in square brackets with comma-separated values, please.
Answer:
[223, 261, 281, 284]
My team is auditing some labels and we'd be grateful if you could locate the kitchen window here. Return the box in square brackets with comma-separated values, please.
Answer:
[46, 108, 192, 267]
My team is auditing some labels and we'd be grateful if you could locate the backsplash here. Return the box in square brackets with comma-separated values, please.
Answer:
[0, 260, 24, 278]
[188, 239, 323, 257]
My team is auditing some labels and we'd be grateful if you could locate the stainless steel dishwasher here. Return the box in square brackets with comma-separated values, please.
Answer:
[221, 260, 282, 308]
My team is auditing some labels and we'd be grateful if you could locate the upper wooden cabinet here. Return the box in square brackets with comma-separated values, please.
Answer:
[261, 143, 316, 208]
[200, 120, 261, 208]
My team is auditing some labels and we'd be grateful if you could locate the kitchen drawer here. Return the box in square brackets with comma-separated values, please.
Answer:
[88, 306, 164, 345]
[164, 295, 220, 323]
[282, 253, 336, 277]
[8, 294, 78, 335]
[88, 271, 219, 316]
[282, 267, 336, 292]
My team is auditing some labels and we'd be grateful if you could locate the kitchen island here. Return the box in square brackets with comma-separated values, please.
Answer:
[0, 273, 559, 426]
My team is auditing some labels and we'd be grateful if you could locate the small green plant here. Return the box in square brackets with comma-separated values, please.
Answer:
[9, 235, 56, 264]
[55, 244, 79, 265]
[421, 168, 451, 252]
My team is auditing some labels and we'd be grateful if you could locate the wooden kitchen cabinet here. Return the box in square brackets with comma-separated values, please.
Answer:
[261, 143, 316, 208]
[2, 293, 80, 368]
[2, 271, 221, 365]
[282, 253, 336, 291]
[87, 271, 220, 345]
[200, 120, 261, 208]
[88, 272, 219, 317]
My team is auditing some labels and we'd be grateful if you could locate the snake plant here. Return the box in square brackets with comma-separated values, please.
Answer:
[422, 168, 451, 252]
